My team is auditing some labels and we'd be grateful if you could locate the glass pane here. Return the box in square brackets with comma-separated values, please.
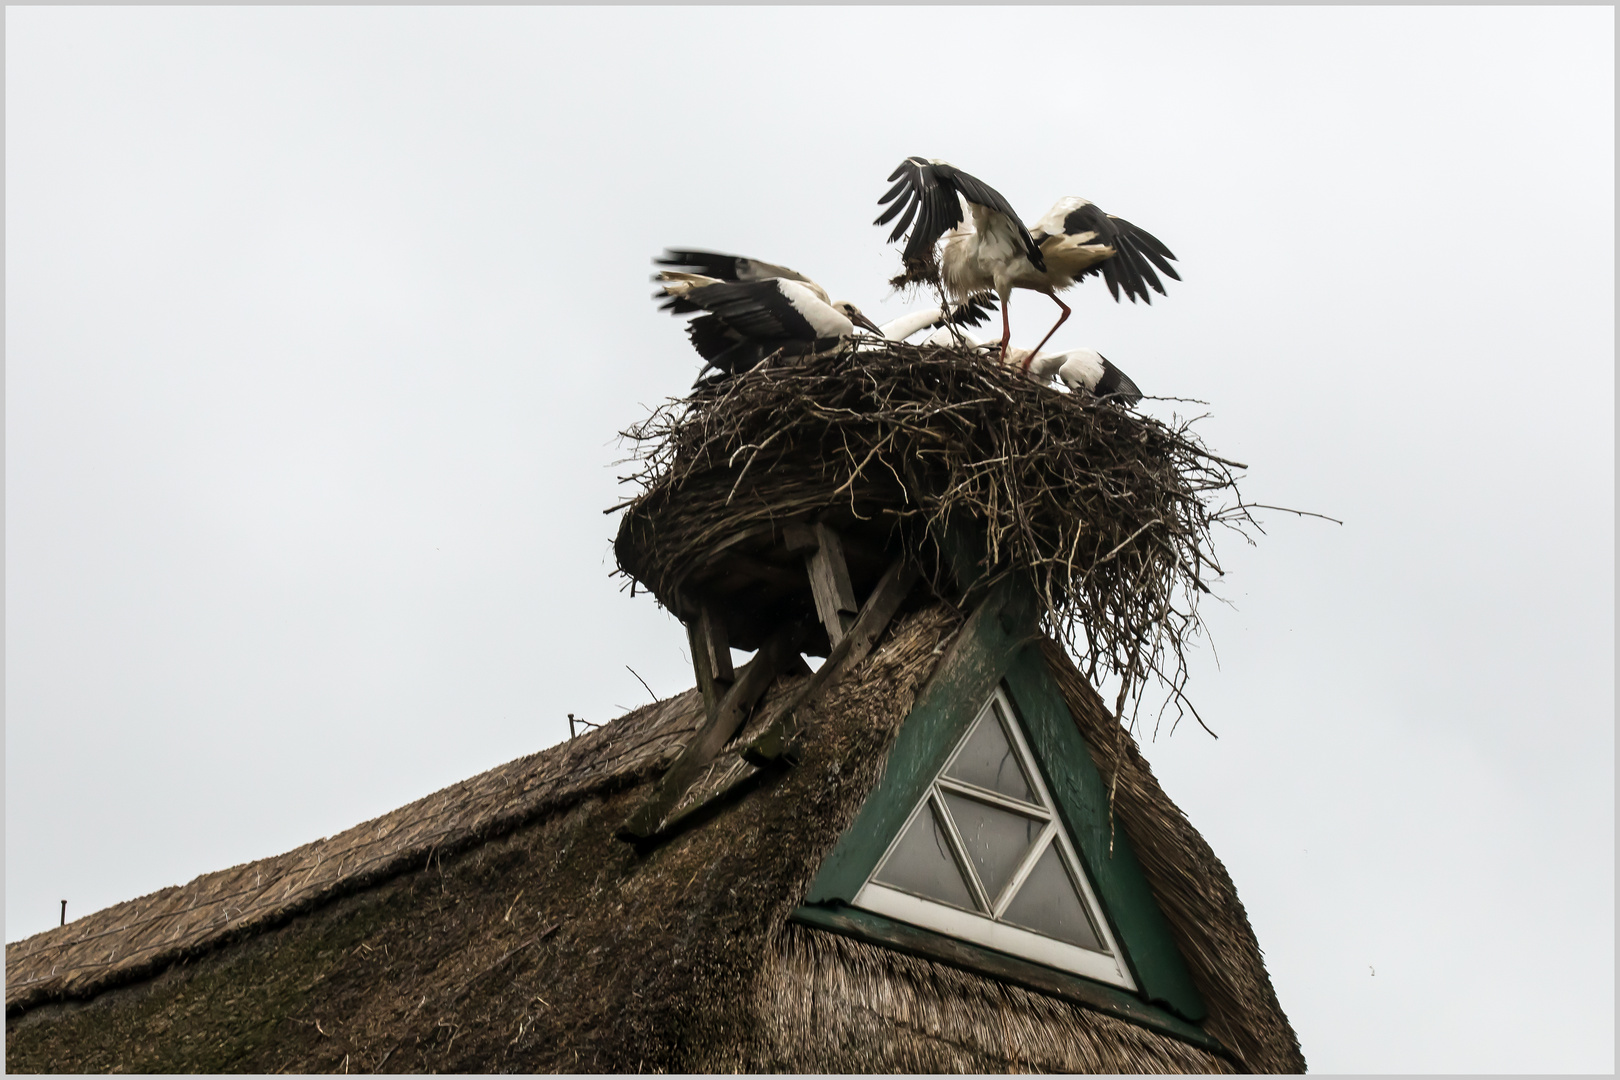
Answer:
[940, 791, 1042, 905]
[944, 706, 1036, 803]
[1001, 841, 1106, 953]
[873, 800, 979, 912]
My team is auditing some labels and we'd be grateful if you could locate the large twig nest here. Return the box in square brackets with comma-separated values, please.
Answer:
[612, 339, 1254, 731]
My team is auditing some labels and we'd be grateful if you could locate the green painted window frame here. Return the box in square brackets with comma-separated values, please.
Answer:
[853, 682, 1139, 990]
[796, 575, 1211, 1039]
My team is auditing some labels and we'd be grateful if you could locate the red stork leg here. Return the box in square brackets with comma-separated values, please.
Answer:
[1022, 291, 1072, 372]
[997, 294, 1013, 362]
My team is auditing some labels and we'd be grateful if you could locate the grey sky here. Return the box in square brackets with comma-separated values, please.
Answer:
[6, 7, 1613, 1072]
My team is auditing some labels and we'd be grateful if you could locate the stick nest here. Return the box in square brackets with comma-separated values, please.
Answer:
[613, 339, 1254, 733]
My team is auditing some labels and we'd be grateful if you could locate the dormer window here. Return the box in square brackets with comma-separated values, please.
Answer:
[853, 686, 1136, 990]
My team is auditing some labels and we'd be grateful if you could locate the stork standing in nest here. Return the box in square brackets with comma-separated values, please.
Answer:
[876, 157, 1181, 371]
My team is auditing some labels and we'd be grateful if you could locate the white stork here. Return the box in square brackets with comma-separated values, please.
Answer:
[875, 157, 1179, 371]
[652, 250, 882, 376]
[1027, 347, 1144, 405]
[919, 325, 1144, 406]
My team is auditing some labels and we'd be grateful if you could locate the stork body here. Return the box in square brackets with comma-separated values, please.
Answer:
[656, 269, 881, 376]
[1029, 347, 1144, 405]
[919, 325, 1143, 406]
[877, 157, 1179, 369]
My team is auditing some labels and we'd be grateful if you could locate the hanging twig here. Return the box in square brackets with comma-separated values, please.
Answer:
[609, 339, 1312, 735]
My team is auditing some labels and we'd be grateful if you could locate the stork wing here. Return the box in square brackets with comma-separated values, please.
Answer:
[1095, 356, 1144, 406]
[875, 157, 1045, 273]
[1050, 202, 1180, 304]
[683, 281, 816, 342]
[656, 249, 811, 285]
[949, 292, 999, 329]
[654, 250, 817, 313]
[687, 314, 770, 375]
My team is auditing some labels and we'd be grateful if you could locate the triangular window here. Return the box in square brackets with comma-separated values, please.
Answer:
[854, 685, 1136, 990]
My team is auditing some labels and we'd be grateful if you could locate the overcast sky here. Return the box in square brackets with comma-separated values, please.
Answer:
[6, 7, 1613, 1072]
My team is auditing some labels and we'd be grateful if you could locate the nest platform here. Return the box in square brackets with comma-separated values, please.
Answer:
[613, 340, 1245, 694]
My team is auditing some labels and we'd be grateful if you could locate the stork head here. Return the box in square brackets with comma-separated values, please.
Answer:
[833, 301, 884, 337]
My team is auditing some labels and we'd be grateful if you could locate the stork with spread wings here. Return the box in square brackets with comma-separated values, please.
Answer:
[876, 157, 1180, 369]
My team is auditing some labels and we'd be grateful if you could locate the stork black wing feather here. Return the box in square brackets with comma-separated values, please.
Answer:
[1117, 241, 1158, 303]
[875, 158, 967, 268]
[657, 294, 705, 315]
[1062, 203, 1179, 304]
[1097, 230, 1147, 303]
[878, 157, 1045, 274]
[686, 314, 745, 362]
[1094, 356, 1144, 406]
[1123, 222, 1179, 264]
[875, 158, 921, 229]
[1098, 257, 1124, 302]
[1115, 219, 1181, 282]
[874, 194, 908, 229]
[656, 249, 743, 280]
[696, 282, 813, 342]
[949, 292, 999, 328]
[887, 195, 920, 245]
[877, 176, 911, 208]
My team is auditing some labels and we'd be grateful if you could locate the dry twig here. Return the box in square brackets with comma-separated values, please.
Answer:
[611, 339, 1259, 733]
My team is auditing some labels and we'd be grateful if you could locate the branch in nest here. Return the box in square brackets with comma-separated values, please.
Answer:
[610, 340, 1259, 735]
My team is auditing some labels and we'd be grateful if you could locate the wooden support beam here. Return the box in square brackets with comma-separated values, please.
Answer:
[618, 625, 801, 842]
[782, 524, 819, 555]
[803, 523, 859, 649]
[686, 616, 720, 716]
[743, 558, 921, 767]
[703, 609, 735, 685]
[686, 606, 733, 716]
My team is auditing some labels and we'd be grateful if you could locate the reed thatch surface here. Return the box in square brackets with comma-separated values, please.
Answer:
[615, 339, 1250, 726]
[1039, 638, 1306, 1073]
[755, 923, 1233, 1073]
[7, 604, 1302, 1073]
[4, 687, 709, 1015]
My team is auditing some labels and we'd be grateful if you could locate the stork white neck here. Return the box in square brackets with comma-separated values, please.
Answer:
[879, 307, 947, 341]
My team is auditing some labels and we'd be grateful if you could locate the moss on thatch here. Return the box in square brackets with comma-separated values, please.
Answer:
[4, 690, 710, 1018]
[6, 601, 1303, 1073]
[615, 339, 1251, 726]
[5, 606, 955, 1072]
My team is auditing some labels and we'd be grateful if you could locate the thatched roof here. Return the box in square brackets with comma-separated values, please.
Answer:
[6, 602, 1303, 1073]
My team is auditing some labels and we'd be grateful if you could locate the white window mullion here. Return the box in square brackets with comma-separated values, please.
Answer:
[990, 823, 1057, 920]
[932, 789, 993, 914]
[934, 776, 1052, 820]
[853, 684, 1137, 991]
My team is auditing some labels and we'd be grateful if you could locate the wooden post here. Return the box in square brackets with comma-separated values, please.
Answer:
[618, 623, 802, 842]
[686, 606, 734, 716]
[788, 523, 859, 649]
[744, 558, 920, 766]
